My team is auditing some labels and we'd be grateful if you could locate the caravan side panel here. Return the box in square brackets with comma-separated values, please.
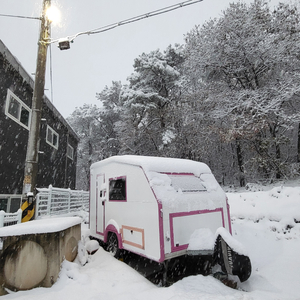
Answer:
[169, 208, 224, 252]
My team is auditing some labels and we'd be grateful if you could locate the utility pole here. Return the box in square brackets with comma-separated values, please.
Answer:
[22, 0, 51, 199]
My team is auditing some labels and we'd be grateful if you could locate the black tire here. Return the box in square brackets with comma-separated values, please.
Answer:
[213, 235, 251, 282]
[106, 232, 121, 258]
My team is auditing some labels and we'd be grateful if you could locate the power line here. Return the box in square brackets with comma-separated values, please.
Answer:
[51, 0, 203, 44]
[0, 13, 40, 20]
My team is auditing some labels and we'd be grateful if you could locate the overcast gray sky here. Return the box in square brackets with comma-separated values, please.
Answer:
[1, 0, 283, 118]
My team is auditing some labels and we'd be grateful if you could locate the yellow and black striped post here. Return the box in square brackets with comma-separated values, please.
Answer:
[21, 193, 35, 222]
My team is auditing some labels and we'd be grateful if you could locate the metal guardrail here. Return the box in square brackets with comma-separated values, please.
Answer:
[35, 185, 89, 219]
[0, 209, 22, 227]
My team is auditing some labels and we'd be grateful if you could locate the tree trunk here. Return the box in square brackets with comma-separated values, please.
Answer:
[298, 123, 300, 164]
[269, 124, 281, 179]
[236, 139, 245, 187]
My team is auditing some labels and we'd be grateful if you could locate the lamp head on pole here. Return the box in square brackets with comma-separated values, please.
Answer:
[58, 38, 71, 50]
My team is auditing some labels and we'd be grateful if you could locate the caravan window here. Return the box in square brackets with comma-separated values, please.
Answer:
[109, 177, 126, 201]
[168, 174, 206, 193]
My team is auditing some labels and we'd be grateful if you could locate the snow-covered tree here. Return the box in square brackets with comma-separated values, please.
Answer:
[184, 0, 300, 184]
[96, 81, 122, 157]
[118, 45, 184, 156]
[67, 104, 103, 190]
[69, 1, 300, 187]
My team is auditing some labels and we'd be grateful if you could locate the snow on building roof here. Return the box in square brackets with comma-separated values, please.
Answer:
[91, 155, 212, 176]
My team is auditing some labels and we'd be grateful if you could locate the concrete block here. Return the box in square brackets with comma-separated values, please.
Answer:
[0, 217, 81, 295]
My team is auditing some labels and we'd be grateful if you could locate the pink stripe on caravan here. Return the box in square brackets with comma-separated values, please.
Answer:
[163, 172, 194, 176]
[104, 224, 123, 248]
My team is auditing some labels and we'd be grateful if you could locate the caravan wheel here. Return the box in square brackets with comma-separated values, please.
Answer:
[106, 232, 121, 258]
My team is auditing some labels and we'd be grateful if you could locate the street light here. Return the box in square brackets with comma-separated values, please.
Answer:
[58, 38, 71, 50]
[22, 0, 53, 216]
[45, 5, 61, 25]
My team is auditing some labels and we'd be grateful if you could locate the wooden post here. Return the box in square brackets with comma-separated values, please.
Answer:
[23, 0, 51, 197]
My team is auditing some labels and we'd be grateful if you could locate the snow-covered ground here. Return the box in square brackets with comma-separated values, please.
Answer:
[2, 180, 300, 300]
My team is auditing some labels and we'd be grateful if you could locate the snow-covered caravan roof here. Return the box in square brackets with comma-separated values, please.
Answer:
[90, 155, 212, 176]
[91, 156, 225, 209]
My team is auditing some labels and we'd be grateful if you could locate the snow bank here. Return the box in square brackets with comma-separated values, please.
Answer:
[228, 186, 300, 222]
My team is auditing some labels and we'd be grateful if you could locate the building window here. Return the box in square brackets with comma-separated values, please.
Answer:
[5, 89, 31, 130]
[67, 144, 74, 160]
[0, 198, 8, 212]
[46, 125, 59, 149]
[0, 196, 21, 213]
[109, 177, 126, 201]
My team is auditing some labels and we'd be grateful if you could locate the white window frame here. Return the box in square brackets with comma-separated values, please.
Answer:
[0, 195, 22, 213]
[5, 89, 32, 130]
[46, 125, 59, 149]
[67, 143, 74, 160]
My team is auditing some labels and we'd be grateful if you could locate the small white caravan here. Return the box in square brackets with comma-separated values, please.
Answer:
[89, 155, 232, 263]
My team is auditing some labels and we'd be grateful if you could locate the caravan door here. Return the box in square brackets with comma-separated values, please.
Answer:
[96, 174, 106, 235]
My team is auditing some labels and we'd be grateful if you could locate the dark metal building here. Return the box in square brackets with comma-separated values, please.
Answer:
[0, 40, 79, 213]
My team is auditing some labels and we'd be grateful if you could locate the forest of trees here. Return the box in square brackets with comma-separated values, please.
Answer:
[67, 0, 300, 190]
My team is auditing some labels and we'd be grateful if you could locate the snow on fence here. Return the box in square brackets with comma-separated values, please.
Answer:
[35, 185, 89, 219]
[0, 209, 22, 227]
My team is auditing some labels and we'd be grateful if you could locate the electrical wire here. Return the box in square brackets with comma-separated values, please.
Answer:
[51, 0, 203, 44]
[1, 1, 203, 105]
[0, 13, 40, 20]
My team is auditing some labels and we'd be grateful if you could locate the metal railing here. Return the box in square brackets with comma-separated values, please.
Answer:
[0, 209, 22, 227]
[35, 185, 89, 219]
